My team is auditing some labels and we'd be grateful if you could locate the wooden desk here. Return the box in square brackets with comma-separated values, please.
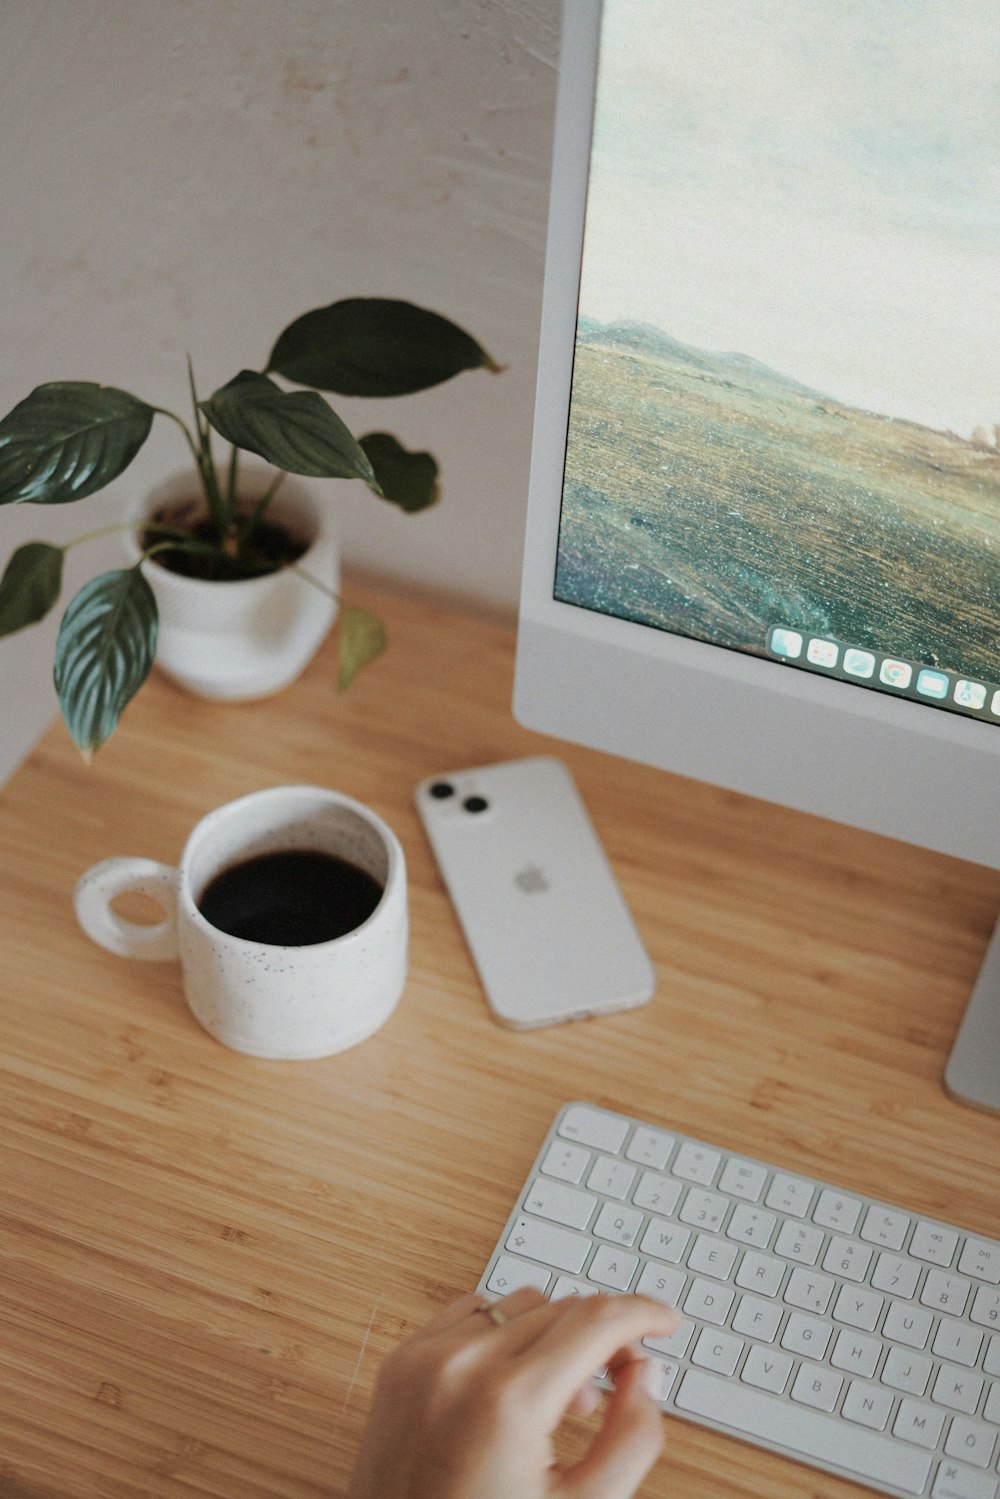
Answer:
[2, 580, 998, 1499]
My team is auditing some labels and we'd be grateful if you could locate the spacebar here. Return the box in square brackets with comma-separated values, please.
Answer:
[674, 1370, 932, 1495]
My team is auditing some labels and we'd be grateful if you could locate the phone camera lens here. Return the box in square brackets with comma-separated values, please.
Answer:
[429, 782, 455, 799]
[463, 795, 489, 814]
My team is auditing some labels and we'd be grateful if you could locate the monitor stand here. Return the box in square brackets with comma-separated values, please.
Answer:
[944, 915, 1000, 1116]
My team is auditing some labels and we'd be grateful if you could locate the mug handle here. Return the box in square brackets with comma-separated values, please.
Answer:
[74, 857, 181, 961]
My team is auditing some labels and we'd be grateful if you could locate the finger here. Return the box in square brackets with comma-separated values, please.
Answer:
[557, 1357, 665, 1499]
[409, 1285, 546, 1346]
[567, 1379, 603, 1420]
[521, 1295, 680, 1418]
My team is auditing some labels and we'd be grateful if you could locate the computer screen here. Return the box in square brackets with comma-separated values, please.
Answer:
[514, 0, 1000, 1110]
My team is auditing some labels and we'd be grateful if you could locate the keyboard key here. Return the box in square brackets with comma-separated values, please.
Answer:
[791, 1362, 842, 1413]
[679, 1188, 728, 1233]
[586, 1155, 636, 1199]
[921, 1270, 972, 1318]
[833, 1284, 884, 1332]
[676, 1370, 933, 1492]
[931, 1363, 983, 1415]
[692, 1326, 744, 1376]
[931, 1461, 1000, 1499]
[718, 1157, 768, 1202]
[932, 1320, 983, 1368]
[971, 1286, 1000, 1330]
[813, 1189, 863, 1235]
[842, 1378, 894, 1431]
[823, 1235, 873, 1283]
[550, 1276, 600, 1299]
[559, 1105, 628, 1153]
[632, 1171, 683, 1216]
[871, 1250, 919, 1299]
[882, 1345, 933, 1397]
[505, 1215, 590, 1274]
[524, 1177, 597, 1230]
[687, 1233, 738, 1281]
[644, 1357, 681, 1404]
[727, 1203, 776, 1249]
[541, 1140, 590, 1184]
[487, 1254, 551, 1296]
[735, 1250, 785, 1298]
[830, 1328, 883, 1379]
[774, 1220, 824, 1264]
[741, 1343, 792, 1394]
[943, 1417, 997, 1470]
[639, 1216, 689, 1264]
[593, 1201, 644, 1247]
[958, 1237, 1000, 1285]
[642, 1316, 694, 1359]
[587, 1244, 639, 1290]
[985, 1382, 1000, 1423]
[781, 1312, 833, 1361]
[683, 1277, 735, 1327]
[784, 1266, 836, 1315]
[884, 1298, 934, 1349]
[635, 1261, 686, 1308]
[893, 1398, 946, 1450]
[861, 1205, 910, 1251]
[626, 1126, 674, 1170]
[732, 1293, 782, 1343]
[766, 1173, 814, 1218]
[911, 1222, 959, 1267]
[672, 1142, 721, 1185]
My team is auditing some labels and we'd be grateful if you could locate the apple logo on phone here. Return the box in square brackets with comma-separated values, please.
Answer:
[515, 864, 549, 893]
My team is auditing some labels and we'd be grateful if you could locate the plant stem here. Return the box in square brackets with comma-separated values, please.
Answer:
[61, 520, 140, 551]
[226, 444, 240, 513]
[235, 470, 286, 557]
[185, 356, 228, 540]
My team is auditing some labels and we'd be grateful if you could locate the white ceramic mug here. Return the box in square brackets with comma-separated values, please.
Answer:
[74, 785, 408, 1060]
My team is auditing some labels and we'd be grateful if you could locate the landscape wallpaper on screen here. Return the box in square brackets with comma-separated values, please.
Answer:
[554, 0, 1000, 695]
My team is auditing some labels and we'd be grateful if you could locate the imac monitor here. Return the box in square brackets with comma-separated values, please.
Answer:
[514, 1, 1000, 1110]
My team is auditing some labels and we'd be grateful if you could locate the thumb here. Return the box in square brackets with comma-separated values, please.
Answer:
[556, 1359, 666, 1499]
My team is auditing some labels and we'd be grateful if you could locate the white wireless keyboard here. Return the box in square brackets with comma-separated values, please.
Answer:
[476, 1103, 1000, 1499]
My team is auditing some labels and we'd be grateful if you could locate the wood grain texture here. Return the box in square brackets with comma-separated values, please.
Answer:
[1, 578, 998, 1499]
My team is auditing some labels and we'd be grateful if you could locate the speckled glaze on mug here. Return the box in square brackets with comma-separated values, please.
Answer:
[74, 786, 408, 1060]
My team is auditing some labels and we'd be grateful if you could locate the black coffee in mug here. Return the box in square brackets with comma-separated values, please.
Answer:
[197, 849, 384, 947]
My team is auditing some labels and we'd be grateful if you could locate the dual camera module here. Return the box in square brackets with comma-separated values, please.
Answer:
[429, 782, 488, 814]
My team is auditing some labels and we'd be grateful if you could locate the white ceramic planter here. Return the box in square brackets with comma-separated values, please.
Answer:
[125, 469, 339, 701]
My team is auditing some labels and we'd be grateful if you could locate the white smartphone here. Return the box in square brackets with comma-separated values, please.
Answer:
[414, 756, 655, 1028]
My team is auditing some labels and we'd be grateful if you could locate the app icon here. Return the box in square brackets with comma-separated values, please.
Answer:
[771, 628, 803, 659]
[843, 649, 875, 679]
[807, 639, 839, 668]
[954, 680, 986, 710]
[879, 659, 912, 690]
[916, 669, 949, 700]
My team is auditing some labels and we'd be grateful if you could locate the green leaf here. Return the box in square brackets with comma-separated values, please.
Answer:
[200, 372, 379, 487]
[0, 382, 154, 506]
[267, 298, 501, 397]
[359, 432, 439, 513]
[338, 605, 386, 690]
[0, 542, 64, 637]
[54, 567, 158, 752]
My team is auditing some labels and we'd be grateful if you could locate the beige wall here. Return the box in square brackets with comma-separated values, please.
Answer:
[0, 0, 560, 778]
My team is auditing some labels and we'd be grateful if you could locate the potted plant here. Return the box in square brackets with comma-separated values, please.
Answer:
[0, 297, 499, 751]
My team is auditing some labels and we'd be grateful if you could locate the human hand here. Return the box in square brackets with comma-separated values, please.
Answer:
[347, 1287, 682, 1499]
